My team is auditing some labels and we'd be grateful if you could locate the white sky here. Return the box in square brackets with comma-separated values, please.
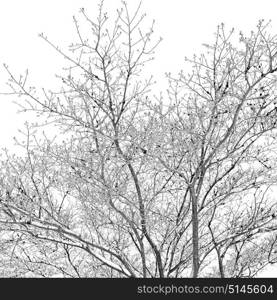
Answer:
[0, 0, 277, 276]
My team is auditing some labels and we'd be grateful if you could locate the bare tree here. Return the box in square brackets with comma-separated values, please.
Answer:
[0, 2, 277, 277]
[1, 1, 164, 278]
[150, 20, 277, 277]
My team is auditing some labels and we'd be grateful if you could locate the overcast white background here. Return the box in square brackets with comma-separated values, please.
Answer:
[0, 0, 277, 277]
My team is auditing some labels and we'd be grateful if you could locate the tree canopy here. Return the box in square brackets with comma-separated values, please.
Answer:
[0, 2, 277, 277]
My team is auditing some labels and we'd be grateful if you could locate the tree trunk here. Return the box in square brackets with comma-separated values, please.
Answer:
[191, 189, 199, 278]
